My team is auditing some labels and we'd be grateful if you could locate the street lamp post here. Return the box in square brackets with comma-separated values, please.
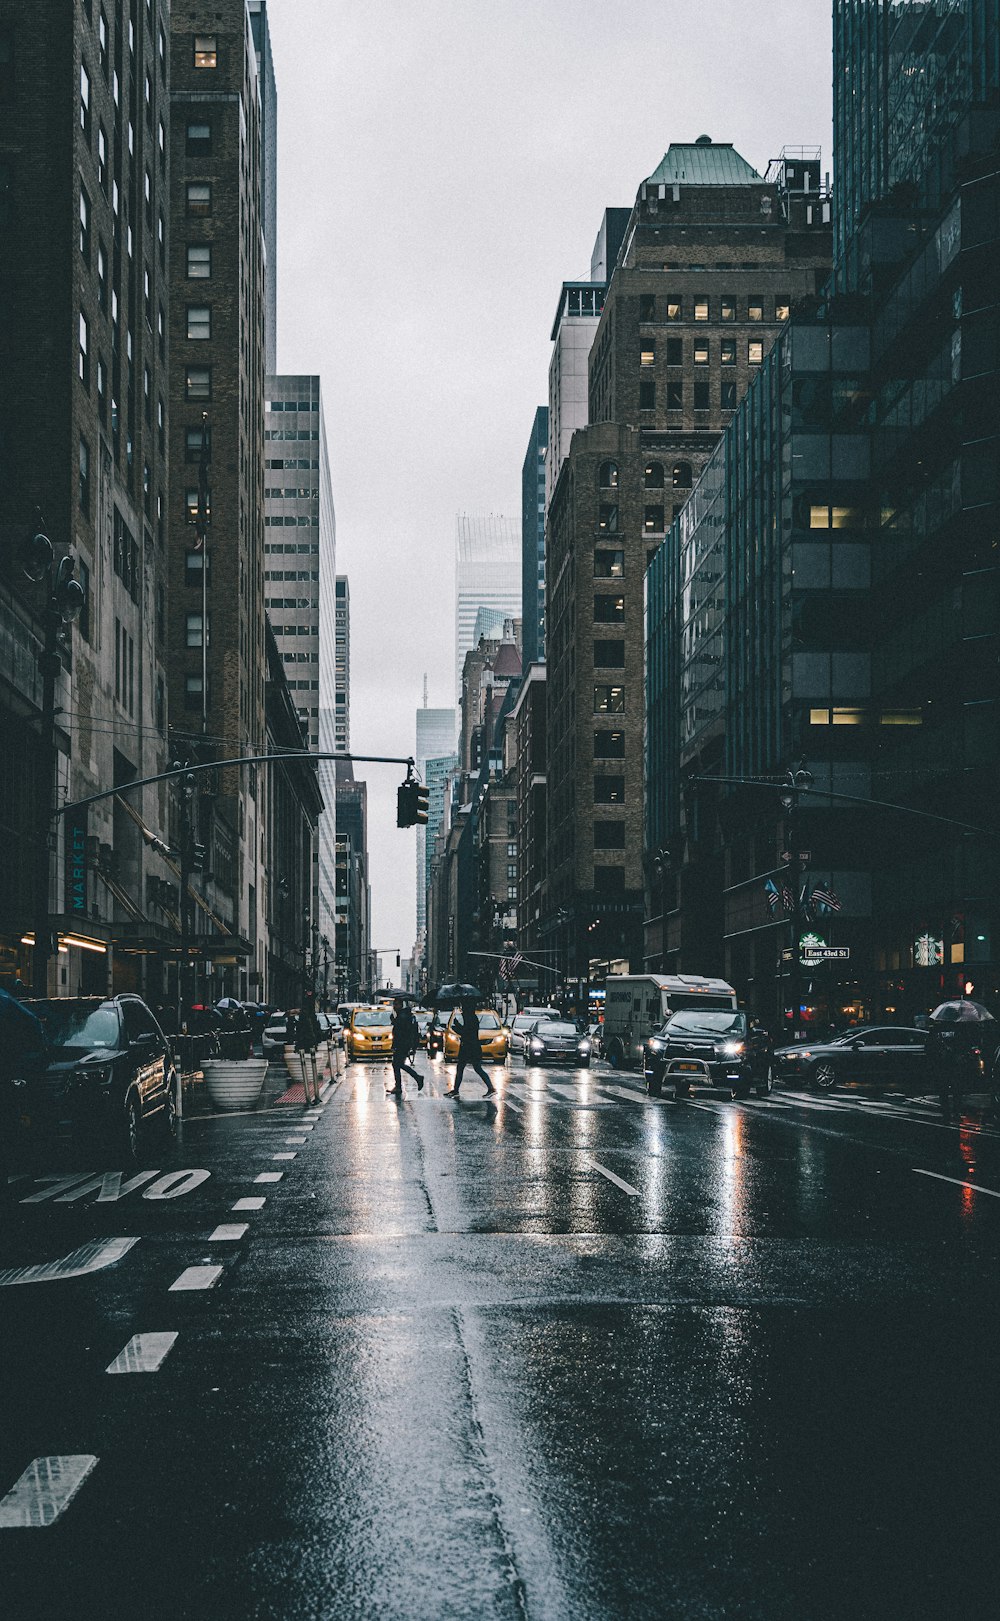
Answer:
[780, 764, 814, 1042]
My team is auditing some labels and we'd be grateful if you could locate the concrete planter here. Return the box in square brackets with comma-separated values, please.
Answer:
[203, 1058, 268, 1112]
[283, 1046, 303, 1083]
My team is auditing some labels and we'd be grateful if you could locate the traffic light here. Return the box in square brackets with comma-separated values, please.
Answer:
[414, 784, 429, 825]
[397, 782, 418, 827]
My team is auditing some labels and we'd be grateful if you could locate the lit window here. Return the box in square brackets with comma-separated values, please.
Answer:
[187, 181, 211, 214]
[721, 297, 735, 322]
[748, 340, 763, 364]
[598, 504, 619, 534]
[832, 708, 865, 725]
[594, 685, 625, 714]
[594, 548, 624, 578]
[594, 594, 625, 623]
[776, 297, 791, 322]
[880, 710, 922, 726]
[672, 462, 692, 489]
[594, 776, 625, 804]
[665, 299, 681, 321]
[185, 487, 211, 525]
[598, 461, 618, 489]
[694, 298, 709, 322]
[187, 305, 211, 340]
[694, 342, 709, 365]
[594, 729, 625, 758]
[643, 462, 664, 489]
[721, 338, 736, 365]
[640, 344, 655, 366]
[748, 300, 763, 322]
[644, 506, 665, 532]
[193, 34, 217, 68]
[809, 708, 831, 725]
[187, 243, 211, 278]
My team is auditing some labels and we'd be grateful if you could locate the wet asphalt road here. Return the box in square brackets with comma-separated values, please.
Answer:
[2, 1055, 1000, 1620]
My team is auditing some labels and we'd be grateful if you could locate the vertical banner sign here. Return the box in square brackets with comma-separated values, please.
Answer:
[64, 805, 89, 916]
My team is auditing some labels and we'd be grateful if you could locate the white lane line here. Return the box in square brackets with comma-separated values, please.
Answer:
[169, 1264, 223, 1291]
[233, 1197, 266, 1210]
[599, 1083, 650, 1103]
[0, 1455, 99, 1528]
[501, 1095, 522, 1113]
[209, 1223, 248, 1241]
[0, 1236, 139, 1288]
[284, 1137, 308, 1145]
[106, 1332, 178, 1374]
[255, 1171, 283, 1183]
[589, 1159, 641, 1196]
[271, 1152, 297, 1161]
[913, 1169, 1000, 1199]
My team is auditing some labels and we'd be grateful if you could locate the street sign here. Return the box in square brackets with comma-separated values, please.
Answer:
[801, 946, 850, 961]
[781, 851, 811, 864]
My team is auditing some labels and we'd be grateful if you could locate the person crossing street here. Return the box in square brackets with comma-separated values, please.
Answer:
[388, 996, 423, 1096]
[445, 999, 495, 1098]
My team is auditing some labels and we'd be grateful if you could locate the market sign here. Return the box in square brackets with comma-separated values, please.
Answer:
[64, 805, 88, 916]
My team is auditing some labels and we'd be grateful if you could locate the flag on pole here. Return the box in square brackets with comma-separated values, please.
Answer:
[781, 886, 794, 913]
[764, 879, 780, 915]
[811, 885, 842, 913]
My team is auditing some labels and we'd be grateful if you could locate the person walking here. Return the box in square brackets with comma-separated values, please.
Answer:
[388, 997, 422, 1096]
[445, 999, 495, 1098]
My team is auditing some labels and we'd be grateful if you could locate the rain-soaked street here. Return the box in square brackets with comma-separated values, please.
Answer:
[3, 1053, 1000, 1620]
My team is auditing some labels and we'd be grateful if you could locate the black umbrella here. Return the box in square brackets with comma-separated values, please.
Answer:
[928, 999, 997, 1024]
[433, 982, 483, 1007]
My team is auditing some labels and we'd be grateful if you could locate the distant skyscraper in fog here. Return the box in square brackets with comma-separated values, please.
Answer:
[415, 703, 456, 937]
[455, 513, 520, 702]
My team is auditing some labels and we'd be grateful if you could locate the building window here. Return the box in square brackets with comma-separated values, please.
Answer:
[143, 166, 152, 225]
[184, 673, 206, 709]
[665, 338, 682, 367]
[158, 117, 166, 169]
[666, 381, 683, 410]
[185, 612, 209, 648]
[694, 341, 709, 365]
[639, 293, 656, 321]
[594, 548, 624, 578]
[97, 123, 107, 190]
[158, 304, 165, 359]
[640, 342, 655, 366]
[594, 685, 625, 714]
[594, 640, 625, 669]
[594, 728, 625, 758]
[594, 776, 625, 803]
[638, 379, 656, 410]
[99, 7, 108, 74]
[185, 424, 212, 461]
[776, 296, 790, 322]
[665, 299, 681, 321]
[644, 505, 665, 532]
[721, 380, 737, 409]
[748, 340, 763, 364]
[78, 310, 89, 386]
[187, 304, 211, 340]
[598, 460, 618, 489]
[594, 821, 626, 849]
[185, 549, 211, 585]
[693, 380, 710, 411]
[694, 298, 709, 322]
[809, 504, 862, 529]
[78, 558, 91, 642]
[78, 436, 90, 515]
[672, 461, 693, 489]
[185, 487, 211, 525]
[643, 461, 664, 489]
[721, 297, 735, 322]
[187, 181, 211, 214]
[594, 594, 625, 623]
[185, 366, 211, 400]
[79, 185, 90, 263]
[186, 121, 211, 155]
[598, 503, 619, 535]
[193, 34, 217, 68]
[187, 243, 211, 278]
[721, 338, 736, 366]
[157, 395, 165, 452]
[80, 60, 91, 137]
[96, 355, 106, 421]
[747, 299, 764, 322]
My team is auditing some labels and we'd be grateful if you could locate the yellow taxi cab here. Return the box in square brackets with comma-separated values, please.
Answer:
[344, 1005, 394, 1061]
[443, 1008, 509, 1064]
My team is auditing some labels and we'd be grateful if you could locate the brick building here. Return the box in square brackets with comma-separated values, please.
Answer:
[544, 139, 832, 1000]
[167, 2, 268, 998]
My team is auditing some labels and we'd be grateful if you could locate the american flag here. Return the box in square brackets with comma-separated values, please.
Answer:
[811, 885, 842, 913]
[764, 879, 780, 915]
[499, 953, 524, 981]
[782, 886, 794, 913]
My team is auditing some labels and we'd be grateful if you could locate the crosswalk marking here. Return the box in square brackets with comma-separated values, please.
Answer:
[0, 1456, 98, 1528]
[106, 1332, 178, 1374]
[169, 1264, 223, 1292]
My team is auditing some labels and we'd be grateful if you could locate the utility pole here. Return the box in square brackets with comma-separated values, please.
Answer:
[177, 769, 196, 1024]
[780, 764, 814, 1042]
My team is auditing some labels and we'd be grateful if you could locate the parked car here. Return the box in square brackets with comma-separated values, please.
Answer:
[18, 995, 176, 1167]
[644, 1009, 774, 1099]
[773, 1024, 928, 1090]
[344, 1006, 393, 1062]
[414, 1010, 432, 1047]
[262, 1013, 288, 1056]
[443, 1008, 509, 1064]
[524, 1019, 593, 1068]
[509, 1009, 559, 1056]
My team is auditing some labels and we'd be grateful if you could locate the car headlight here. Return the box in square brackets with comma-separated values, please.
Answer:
[529, 1040, 544, 1053]
[577, 1039, 591, 1054]
[75, 1064, 113, 1089]
[647, 1038, 665, 1054]
[719, 1041, 746, 1058]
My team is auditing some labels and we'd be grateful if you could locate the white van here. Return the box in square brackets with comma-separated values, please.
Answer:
[601, 974, 738, 1069]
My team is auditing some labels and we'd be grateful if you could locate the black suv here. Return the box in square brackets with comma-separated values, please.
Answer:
[644, 1009, 774, 1099]
[16, 995, 176, 1167]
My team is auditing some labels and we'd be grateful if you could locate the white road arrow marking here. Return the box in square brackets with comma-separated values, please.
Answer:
[0, 1455, 98, 1527]
[0, 1236, 139, 1287]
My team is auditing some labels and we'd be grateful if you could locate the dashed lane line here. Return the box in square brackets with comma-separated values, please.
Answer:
[169, 1265, 224, 1292]
[106, 1332, 178, 1374]
[271, 1152, 297, 1161]
[589, 1159, 641, 1197]
[209, 1223, 249, 1241]
[913, 1169, 1000, 1199]
[255, 1171, 283, 1183]
[232, 1196, 266, 1210]
[0, 1455, 99, 1528]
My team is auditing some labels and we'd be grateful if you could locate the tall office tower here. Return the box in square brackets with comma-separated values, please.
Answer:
[415, 704, 457, 939]
[263, 375, 335, 956]
[248, 2, 277, 375]
[544, 140, 831, 996]
[168, 2, 268, 999]
[334, 575, 350, 752]
[335, 759, 371, 1000]
[454, 512, 520, 703]
[0, 0, 175, 999]
[521, 407, 548, 664]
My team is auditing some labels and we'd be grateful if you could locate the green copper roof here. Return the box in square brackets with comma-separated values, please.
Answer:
[645, 141, 763, 188]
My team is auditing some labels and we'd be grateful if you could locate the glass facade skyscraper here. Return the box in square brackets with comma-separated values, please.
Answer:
[521, 407, 548, 665]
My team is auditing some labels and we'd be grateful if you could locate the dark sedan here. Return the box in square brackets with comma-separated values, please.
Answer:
[15, 995, 177, 1166]
[774, 1024, 927, 1090]
[644, 1010, 774, 1099]
[524, 1020, 593, 1067]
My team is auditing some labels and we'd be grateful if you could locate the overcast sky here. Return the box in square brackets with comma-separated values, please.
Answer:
[268, 0, 834, 975]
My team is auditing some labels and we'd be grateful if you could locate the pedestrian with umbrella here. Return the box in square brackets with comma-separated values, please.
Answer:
[926, 998, 997, 1123]
[444, 996, 495, 1099]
